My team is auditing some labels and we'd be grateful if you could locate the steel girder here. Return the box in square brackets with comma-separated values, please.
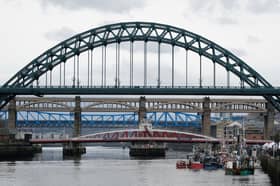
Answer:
[1, 22, 280, 110]
[12, 111, 201, 128]
[0, 86, 280, 96]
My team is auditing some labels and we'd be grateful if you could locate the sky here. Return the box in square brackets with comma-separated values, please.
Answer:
[0, 0, 280, 87]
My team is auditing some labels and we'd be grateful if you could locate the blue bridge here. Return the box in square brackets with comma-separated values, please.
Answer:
[1, 111, 203, 128]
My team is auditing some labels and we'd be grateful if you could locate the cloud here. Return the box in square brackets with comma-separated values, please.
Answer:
[188, 0, 216, 13]
[188, 0, 240, 13]
[216, 16, 238, 25]
[230, 48, 247, 58]
[219, 0, 240, 10]
[246, 0, 280, 14]
[40, 0, 145, 13]
[247, 35, 261, 44]
[44, 27, 76, 42]
[187, 0, 240, 25]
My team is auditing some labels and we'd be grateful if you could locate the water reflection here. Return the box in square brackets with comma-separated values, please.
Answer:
[7, 161, 16, 166]
[0, 147, 272, 186]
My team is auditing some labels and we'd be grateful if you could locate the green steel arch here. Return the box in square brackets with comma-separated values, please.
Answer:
[1, 22, 280, 110]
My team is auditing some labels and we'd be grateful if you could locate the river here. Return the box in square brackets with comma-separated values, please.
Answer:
[0, 146, 272, 186]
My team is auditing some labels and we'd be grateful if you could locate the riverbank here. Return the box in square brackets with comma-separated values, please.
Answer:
[260, 155, 280, 186]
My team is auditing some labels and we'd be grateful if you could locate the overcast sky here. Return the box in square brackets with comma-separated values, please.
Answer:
[0, 0, 280, 86]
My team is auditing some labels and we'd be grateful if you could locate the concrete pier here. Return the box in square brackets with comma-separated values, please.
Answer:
[73, 96, 81, 138]
[0, 128, 41, 159]
[202, 97, 211, 136]
[0, 98, 42, 159]
[264, 102, 275, 140]
[63, 142, 86, 156]
[63, 96, 86, 156]
[129, 147, 165, 157]
[8, 98, 16, 129]
[129, 142, 166, 157]
[138, 96, 146, 123]
[0, 142, 41, 159]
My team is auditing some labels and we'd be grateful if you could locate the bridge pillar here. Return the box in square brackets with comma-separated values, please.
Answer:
[73, 96, 81, 137]
[8, 98, 16, 129]
[202, 97, 211, 136]
[264, 102, 275, 140]
[63, 96, 86, 157]
[138, 96, 146, 123]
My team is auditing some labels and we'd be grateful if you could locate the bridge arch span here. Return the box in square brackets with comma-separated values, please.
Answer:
[17, 101, 70, 111]
[2, 22, 280, 111]
[213, 102, 266, 113]
[76, 128, 218, 143]
[84, 102, 138, 112]
[149, 102, 201, 112]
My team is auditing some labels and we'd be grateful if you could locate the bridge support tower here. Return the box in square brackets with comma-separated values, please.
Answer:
[138, 96, 146, 123]
[264, 102, 275, 140]
[73, 96, 81, 138]
[0, 98, 42, 158]
[202, 97, 211, 136]
[8, 98, 16, 129]
[63, 96, 86, 156]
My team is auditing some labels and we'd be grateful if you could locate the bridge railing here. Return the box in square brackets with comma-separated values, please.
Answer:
[1, 85, 280, 96]
[2, 85, 270, 89]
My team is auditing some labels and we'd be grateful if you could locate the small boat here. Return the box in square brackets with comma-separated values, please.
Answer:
[203, 156, 220, 170]
[225, 160, 254, 175]
[224, 152, 255, 176]
[188, 161, 203, 170]
[176, 160, 187, 169]
[186, 149, 203, 170]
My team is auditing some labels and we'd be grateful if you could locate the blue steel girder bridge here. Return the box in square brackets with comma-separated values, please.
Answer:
[2, 111, 204, 128]
[0, 22, 279, 141]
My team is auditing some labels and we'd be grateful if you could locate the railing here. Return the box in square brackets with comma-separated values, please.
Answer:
[1, 85, 280, 96]
[3, 85, 279, 89]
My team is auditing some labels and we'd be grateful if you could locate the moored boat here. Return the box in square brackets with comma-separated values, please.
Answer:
[186, 147, 204, 170]
[224, 152, 255, 175]
[225, 160, 254, 175]
[203, 156, 221, 170]
[223, 118, 255, 176]
[176, 160, 187, 169]
[188, 161, 203, 170]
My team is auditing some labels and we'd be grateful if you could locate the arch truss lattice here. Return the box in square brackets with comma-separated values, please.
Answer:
[1, 22, 279, 111]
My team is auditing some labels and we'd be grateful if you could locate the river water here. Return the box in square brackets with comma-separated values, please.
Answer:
[0, 147, 272, 186]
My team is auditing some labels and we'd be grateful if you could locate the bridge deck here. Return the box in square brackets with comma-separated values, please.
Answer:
[30, 138, 271, 145]
[30, 128, 272, 145]
[1, 86, 280, 96]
